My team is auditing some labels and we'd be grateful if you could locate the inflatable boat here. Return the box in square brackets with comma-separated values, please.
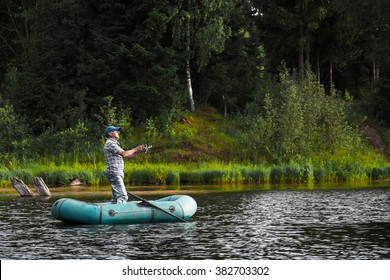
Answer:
[51, 195, 197, 224]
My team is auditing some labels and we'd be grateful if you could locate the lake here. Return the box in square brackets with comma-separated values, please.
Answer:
[0, 184, 389, 260]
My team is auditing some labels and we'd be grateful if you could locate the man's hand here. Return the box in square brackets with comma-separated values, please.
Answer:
[137, 145, 146, 153]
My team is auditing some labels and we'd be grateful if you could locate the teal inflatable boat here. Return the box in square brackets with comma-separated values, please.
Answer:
[51, 195, 197, 224]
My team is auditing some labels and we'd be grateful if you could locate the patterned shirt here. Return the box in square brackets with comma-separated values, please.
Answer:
[104, 138, 125, 176]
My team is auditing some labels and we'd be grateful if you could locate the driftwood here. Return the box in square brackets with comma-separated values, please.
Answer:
[33, 177, 51, 196]
[11, 177, 34, 197]
[11, 177, 51, 197]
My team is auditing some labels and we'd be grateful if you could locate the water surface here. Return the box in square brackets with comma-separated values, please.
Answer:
[1, 185, 389, 259]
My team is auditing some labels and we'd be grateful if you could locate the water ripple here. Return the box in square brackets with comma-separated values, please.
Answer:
[1, 187, 389, 259]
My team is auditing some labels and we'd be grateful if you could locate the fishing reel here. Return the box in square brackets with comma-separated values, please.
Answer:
[144, 144, 153, 153]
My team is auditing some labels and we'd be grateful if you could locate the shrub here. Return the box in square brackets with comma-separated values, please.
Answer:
[238, 70, 365, 163]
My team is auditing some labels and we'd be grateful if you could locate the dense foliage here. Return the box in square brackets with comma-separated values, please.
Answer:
[0, 0, 389, 173]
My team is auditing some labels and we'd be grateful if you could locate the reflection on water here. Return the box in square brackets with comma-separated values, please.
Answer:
[0, 185, 389, 259]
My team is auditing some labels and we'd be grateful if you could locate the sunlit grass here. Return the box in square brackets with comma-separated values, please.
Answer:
[1, 155, 389, 188]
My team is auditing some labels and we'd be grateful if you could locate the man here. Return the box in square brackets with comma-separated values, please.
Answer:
[103, 125, 145, 204]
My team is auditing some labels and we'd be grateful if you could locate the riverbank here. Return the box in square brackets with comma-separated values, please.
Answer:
[1, 107, 389, 189]
[1, 160, 390, 188]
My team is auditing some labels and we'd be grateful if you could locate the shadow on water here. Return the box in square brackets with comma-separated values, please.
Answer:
[0, 183, 389, 259]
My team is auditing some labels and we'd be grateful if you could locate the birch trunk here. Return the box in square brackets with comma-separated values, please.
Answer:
[298, 26, 304, 81]
[330, 58, 333, 94]
[186, 0, 195, 112]
[299, 45, 304, 81]
[373, 58, 379, 82]
[186, 60, 195, 112]
[316, 49, 320, 83]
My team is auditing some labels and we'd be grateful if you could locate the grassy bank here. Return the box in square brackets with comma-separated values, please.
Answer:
[1, 104, 390, 188]
[1, 160, 389, 188]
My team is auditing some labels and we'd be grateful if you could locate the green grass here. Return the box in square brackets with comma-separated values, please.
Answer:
[1, 159, 389, 188]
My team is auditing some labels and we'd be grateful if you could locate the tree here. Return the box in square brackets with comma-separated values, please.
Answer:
[4, 0, 187, 132]
[171, 0, 233, 112]
[194, 0, 264, 114]
[0, 0, 43, 83]
[255, 0, 328, 80]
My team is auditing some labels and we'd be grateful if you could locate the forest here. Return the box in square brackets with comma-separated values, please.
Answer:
[0, 0, 390, 186]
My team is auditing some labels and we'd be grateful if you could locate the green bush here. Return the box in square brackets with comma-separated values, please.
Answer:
[370, 166, 390, 180]
[238, 70, 364, 163]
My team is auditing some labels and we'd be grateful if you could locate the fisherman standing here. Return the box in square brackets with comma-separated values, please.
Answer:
[103, 125, 145, 204]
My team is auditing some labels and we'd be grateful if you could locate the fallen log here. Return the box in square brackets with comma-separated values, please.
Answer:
[33, 177, 51, 196]
[11, 177, 34, 197]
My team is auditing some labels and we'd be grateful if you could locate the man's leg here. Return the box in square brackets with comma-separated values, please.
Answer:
[107, 174, 128, 204]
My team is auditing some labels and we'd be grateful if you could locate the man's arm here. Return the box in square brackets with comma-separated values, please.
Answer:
[117, 145, 145, 158]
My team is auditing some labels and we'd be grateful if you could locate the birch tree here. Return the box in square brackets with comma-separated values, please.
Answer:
[172, 0, 232, 112]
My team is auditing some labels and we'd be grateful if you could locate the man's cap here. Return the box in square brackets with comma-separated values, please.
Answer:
[104, 126, 121, 137]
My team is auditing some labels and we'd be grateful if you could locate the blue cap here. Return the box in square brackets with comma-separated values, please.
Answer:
[104, 125, 121, 137]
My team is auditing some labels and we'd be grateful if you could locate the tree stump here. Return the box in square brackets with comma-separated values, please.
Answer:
[11, 177, 34, 197]
[33, 177, 51, 196]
